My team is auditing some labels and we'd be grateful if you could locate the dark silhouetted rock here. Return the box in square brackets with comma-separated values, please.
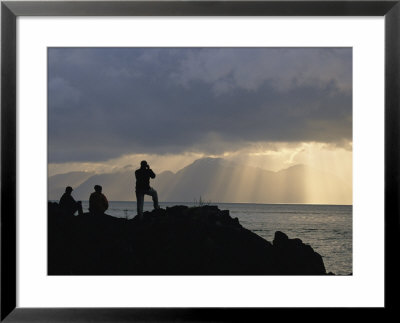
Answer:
[48, 202, 327, 275]
[272, 231, 326, 275]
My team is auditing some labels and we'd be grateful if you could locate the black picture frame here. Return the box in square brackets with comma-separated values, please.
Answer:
[1, 0, 399, 321]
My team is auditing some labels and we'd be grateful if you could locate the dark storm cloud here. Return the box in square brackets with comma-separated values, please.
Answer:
[48, 48, 352, 163]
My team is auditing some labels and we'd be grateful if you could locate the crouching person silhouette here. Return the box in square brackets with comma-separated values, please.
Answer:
[59, 186, 83, 216]
[135, 160, 160, 218]
[89, 185, 109, 216]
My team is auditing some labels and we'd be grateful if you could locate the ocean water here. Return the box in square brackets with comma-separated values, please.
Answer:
[77, 201, 352, 275]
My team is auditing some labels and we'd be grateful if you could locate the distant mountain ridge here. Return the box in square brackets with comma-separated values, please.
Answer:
[49, 157, 352, 205]
[49, 171, 95, 201]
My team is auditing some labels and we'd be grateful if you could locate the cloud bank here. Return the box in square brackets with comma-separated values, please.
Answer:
[48, 47, 352, 163]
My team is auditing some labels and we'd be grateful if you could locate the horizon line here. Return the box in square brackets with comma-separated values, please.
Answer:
[48, 199, 352, 207]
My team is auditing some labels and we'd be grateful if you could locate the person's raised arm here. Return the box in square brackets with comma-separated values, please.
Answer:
[148, 168, 156, 179]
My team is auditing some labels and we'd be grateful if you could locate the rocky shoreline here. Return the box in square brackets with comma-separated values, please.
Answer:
[48, 202, 328, 275]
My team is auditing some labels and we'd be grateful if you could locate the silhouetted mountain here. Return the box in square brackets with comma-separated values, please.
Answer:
[71, 171, 136, 201]
[48, 158, 352, 204]
[48, 171, 94, 200]
[48, 203, 327, 275]
[152, 158, 351, 204]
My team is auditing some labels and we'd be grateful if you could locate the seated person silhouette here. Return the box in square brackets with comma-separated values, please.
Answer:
[89, 185, 109, 216]
[135, 160, 159, 218]
[59, 186, 83, 216]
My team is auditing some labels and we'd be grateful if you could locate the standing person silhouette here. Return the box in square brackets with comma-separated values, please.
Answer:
[135, 160, 159, 218]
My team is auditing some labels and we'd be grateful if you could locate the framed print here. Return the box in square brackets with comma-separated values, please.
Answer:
[1, 0, 399, 321]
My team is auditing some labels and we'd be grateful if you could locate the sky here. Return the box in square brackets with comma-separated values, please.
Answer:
[48, 47, 352, 188]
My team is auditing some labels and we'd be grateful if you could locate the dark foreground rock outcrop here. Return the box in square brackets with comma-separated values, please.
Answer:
[48, 203, 326, 275]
